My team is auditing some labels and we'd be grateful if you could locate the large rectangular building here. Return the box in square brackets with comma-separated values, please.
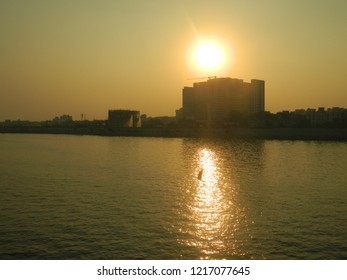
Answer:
[181, 77, 265, 121]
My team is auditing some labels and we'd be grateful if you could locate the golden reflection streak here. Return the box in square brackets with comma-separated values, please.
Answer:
[189, 148, 230, 259]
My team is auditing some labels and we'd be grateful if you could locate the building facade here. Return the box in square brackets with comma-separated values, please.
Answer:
[108, 110, 141, 128]
[180, 77, 265, 122]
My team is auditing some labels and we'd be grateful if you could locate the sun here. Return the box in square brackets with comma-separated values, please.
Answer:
[186, 36, 234, 75]
[192, 40, 226, 72]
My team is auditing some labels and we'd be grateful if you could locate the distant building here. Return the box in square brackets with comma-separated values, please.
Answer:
[276, 107, 347, 127]
[327, 107, 345, 123]
[52, 115, 73, 124]
[178, 77, 265, 123]
[108, 110, 141, 128]
[142, 116, 176, 128]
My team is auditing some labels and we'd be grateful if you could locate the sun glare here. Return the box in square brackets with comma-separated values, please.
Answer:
[187, 37, 233, 75]
[193, 41, 226, 72]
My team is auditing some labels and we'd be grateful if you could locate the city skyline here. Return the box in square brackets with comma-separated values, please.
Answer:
[1, 1, 347, 121]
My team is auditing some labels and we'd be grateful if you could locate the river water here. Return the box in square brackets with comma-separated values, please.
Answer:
[0, 134, 346, 259]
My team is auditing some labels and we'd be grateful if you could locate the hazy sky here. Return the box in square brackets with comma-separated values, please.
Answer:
[1, 0, 347, 121]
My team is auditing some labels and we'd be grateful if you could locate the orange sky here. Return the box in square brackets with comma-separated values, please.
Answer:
[1, 0, 347, 121]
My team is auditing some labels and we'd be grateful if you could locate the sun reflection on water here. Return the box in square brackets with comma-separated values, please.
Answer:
[194, 149, 226, 257]
[182, 148, 238, 259]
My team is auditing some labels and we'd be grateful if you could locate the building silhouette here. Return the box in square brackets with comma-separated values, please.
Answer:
[177, 77, 265, 122]
[276, 107, 347, 127]
[108, 110, 141, 128]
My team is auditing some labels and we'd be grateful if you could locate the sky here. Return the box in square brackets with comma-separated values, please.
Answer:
[1, 0, 347, 121]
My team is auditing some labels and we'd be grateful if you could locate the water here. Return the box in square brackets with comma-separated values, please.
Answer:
[0, 134, 346, 259]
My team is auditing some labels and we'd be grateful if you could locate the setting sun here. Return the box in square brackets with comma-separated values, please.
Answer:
[193, 41, 226, 72]
[187, 37, 233, 76]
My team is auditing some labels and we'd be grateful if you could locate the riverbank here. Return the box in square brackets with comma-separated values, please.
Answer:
[1, 126, 347, 141]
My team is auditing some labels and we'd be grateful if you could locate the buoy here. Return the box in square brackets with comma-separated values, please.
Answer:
[198, 169, 203, 180]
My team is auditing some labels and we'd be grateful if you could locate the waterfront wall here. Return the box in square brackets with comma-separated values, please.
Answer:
[1, 126, 347, 141]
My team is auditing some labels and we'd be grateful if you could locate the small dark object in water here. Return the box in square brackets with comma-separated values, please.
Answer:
[198, 169, 203, 180]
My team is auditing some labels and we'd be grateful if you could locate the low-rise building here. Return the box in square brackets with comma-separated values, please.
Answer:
[108, 110, 141, 128]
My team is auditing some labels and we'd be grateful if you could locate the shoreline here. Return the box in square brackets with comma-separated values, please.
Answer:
[1, 126, 347, 141]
